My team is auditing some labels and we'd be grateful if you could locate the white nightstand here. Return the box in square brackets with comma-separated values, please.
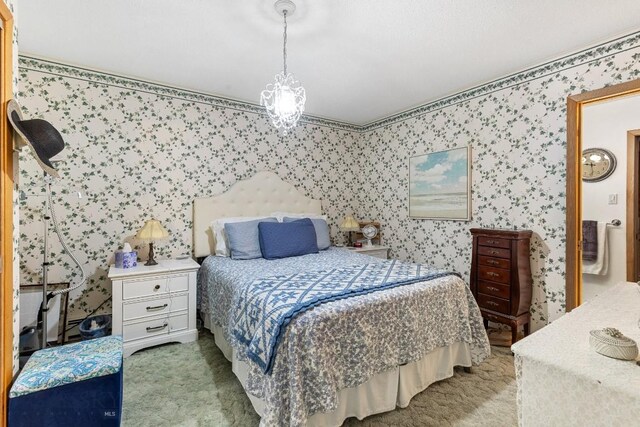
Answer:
[347, 245, 389, 259]
[109, 258, 199, 357]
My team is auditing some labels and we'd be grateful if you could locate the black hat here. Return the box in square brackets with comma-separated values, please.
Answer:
[7, 100, 64, 177]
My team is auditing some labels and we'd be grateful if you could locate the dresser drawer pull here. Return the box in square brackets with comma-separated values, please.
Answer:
[146, 303, 168, 311]
[487, 286, 500, 292]
[146, 323, 168, 333]
[489, 250, 500, 255]
[486, 301, 499, 307]
[486, 240, 499, 244]
[487, 260, 499, 265]
[487, 272, 499, 277]
[154, 284, 161, 291]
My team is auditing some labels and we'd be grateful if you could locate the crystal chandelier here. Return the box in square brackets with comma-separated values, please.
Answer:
[260, 0, 306, 135]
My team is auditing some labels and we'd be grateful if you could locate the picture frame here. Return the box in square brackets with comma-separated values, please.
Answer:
[409, 146, 471, 220]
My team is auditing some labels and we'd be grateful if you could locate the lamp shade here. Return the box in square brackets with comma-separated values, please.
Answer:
[136, 219, 169, 241]
[339, 215, 360, 232]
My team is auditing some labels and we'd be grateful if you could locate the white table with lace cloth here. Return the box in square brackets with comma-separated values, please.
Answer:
[511, 282, 640, 426]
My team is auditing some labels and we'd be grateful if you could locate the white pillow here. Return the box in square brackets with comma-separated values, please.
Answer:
[211, 216, 274, 257]
[270, 211, 326, 222]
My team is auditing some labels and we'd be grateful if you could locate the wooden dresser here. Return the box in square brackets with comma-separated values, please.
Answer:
[470, 228, 532, 343]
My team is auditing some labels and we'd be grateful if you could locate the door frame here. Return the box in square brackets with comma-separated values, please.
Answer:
[566, 79, 640, 312]
[0, 1, 12, 423]
[626, 130, 640, 282]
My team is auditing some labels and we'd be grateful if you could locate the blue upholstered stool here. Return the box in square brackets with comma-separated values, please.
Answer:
[9, 335, 123, 427]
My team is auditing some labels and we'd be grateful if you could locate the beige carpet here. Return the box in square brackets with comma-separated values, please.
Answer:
[123, 331, 517, 426]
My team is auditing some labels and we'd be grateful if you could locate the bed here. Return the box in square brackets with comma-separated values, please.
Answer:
[194, 171, 490, 427]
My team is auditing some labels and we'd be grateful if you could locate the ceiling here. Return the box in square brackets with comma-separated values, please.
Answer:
[18, 0, 640, 125]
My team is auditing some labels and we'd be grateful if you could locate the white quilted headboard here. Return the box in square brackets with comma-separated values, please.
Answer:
[193, 171, 322, 257]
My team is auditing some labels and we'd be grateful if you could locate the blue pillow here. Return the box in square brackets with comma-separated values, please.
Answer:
[283, 217, 331, 250]
[258, 218, 319, 260]
[224, 218, 278, 260]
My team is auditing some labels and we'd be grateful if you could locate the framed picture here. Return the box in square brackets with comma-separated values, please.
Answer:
[409, 146, 471, 220]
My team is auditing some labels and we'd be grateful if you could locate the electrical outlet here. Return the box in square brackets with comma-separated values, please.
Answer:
[608, 194, 618, 205]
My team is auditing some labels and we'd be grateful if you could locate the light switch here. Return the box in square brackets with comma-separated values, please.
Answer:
[608, 194, 618, 205]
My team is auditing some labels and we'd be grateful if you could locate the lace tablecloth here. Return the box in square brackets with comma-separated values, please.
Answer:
[512, 283, 640, 426]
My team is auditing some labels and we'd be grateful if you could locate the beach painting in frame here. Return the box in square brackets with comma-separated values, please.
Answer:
[409, 146, 471, 220]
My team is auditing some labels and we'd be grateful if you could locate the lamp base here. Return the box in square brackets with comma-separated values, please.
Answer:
[145, 242, 158, 266]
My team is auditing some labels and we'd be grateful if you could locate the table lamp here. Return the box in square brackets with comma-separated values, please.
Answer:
[339, 215, 360, 246]
[137, 219, 169, 266]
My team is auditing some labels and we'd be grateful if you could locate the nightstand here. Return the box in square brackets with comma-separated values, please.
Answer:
[109, 258, 199, 357]
[347, 245, 389, 259]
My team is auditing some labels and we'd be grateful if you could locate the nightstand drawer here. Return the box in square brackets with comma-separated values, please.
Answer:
[478, 246, 510, 259]
[477, 293, 510, 314]
[123, 294, 189, 321]
[478, 266, 510, 284]
[363, 249, 388, 259]
[478, 281, 510, 299]
[478, 237, 510, 249]
[479, 255, 510, 269]
[123, 313, 189, 342]
[122, 274, 189, 300]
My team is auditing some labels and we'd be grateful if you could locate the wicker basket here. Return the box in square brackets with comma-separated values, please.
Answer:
[589, 328, 638, 361]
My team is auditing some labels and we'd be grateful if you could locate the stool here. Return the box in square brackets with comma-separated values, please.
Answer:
[9, 335, 123, 427]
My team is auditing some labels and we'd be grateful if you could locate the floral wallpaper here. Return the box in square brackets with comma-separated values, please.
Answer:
[18, 56, 360, 320]
[354, 30, 640, 329]
[15, 29, 640, 334]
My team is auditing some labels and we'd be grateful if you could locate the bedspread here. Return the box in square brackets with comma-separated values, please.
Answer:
[198, 248, 490, 426]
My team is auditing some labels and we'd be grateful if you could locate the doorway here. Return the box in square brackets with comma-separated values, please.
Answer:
[566, 79, 640, 311]
[0, 2, 14, 422]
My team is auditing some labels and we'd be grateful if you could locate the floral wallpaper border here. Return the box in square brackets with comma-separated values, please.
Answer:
[18, 55, 362, 133]
[361, 30, 640, 131]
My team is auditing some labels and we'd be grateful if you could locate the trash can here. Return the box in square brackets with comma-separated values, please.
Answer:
[79, 315, 112, 340]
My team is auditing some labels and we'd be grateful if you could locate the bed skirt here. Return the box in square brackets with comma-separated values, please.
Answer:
[207, 320, 472, 426]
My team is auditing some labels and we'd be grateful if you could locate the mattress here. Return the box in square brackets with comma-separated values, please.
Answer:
[198, 247, 490, 426]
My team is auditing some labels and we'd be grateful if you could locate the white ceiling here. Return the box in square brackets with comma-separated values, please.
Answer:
[18, 0, 640, 125]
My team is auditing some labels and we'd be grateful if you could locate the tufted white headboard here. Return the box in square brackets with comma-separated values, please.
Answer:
[192, 171, 322, 258]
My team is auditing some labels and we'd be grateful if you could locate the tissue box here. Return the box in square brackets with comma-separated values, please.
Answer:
[115, 251, 137, 269]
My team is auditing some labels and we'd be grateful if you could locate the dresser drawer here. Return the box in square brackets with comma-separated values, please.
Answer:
[477, 293, 510, 314]
[478, 281, 510, 299]
[123, 313, 189, 342]
[478, 245, 510, 259]
[123, 294, 189, 322]
[478, 236, 510, 249]
[479, 255, 510, 269]
[478, 266, 510, 284]
[122, 274, 189, 300]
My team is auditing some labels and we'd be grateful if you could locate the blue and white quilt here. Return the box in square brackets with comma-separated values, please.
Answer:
[231, 260, 458, 373]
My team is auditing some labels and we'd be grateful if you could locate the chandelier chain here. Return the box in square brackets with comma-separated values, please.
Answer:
[283, 10, 288, 75]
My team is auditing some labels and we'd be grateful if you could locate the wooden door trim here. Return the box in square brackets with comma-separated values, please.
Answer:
[626, 130, 640, 282]
[566, 79, 640, 312]
[0, 2, 12, 425]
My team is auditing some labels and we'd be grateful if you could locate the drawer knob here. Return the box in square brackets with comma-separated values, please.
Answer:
[487, 286, 500, 292]
[487, 272, 499, 277]
[146, 323, 168, 333]
[154, 284, 161, 291]
[488, 260, 498, 265]
[490, 250, 499, 255]
[146, 303, 168, 311]
[487, 240, 498, 244]
[487, 301, 498, 307]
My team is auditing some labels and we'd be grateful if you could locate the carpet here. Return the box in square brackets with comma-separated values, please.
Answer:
[123, 331, 517, 426]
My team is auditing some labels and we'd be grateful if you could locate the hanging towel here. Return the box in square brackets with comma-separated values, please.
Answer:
[583, 222, 608, 275]
[582, 220, 598, 262]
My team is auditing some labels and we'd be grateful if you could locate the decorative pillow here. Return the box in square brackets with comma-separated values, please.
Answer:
[211, 216, 274, 257]
[283, 217, 331, 250]
[258, 218, 319, 260]
[224, 218, 278, 260]
[270, 211, 327, 222]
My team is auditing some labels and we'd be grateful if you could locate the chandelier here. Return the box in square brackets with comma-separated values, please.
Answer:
[260, 0, 306, 135]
